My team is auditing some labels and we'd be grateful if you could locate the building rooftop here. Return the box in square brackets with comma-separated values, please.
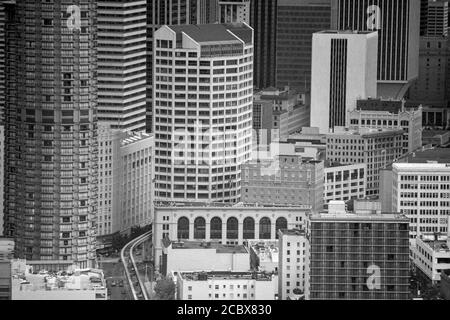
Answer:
[329, 127, 404, 137]
[393, 163, 450, 171]
[279, 229, 306, 236]
[421, 240, 450, 253]
[155, 201, 311, 210]
[121, 132, 153, 147]
[168, 241, 248, 254]
[167, 23, 253, 44]
[12, 268, 106, 292]
[311, 211, 408, 222]
[248, 240, 279, 263]
[317, 30, 376, 35]
[179, 271, 274, 282]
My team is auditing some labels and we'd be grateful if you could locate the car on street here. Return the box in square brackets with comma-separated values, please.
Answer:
[111, 281, 117, 287]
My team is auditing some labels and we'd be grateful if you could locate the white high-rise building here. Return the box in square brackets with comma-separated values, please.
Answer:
[153, 23, 254, 202]
[278, 229, 309, 300]
[310, 30, 378, 134]
[391, 163, 450, 240]
[97, 127, 154, 241]
[332, 0, 421, 100]
[97, 0, 147, 132]
[219, 0, 250, 24]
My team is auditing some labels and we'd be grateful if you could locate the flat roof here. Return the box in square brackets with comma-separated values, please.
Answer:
[317, 30, 375, 35]
[393, 163, 450, 171]
[169, 241, 248, 254]
[396, 147, 450, 164]
[179, 271, 273, 281]
[311, 212, 408, 222]
[279, 229, 305, 236]
[168, 23, 252, 44]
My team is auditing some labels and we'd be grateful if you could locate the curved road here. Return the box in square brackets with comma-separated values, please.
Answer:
[120, 230, 152, 300]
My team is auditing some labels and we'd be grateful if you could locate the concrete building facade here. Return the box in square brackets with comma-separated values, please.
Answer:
[332, 0, 420, 99]
[218, 0, 250, 24]
[97, 0, 147, 132]
[310, 31, 378, 134]
[309, 206, 410, 300]
[326, 127, 404, 196]
[324, 163, 367, 205]
[153, 204, 311, 272]
[391, 163, 450, 239]
[348, 99, 423, 153]
[161, 240, 250, 276]
[153, 24, 253, 203]
[241, 155, 324, 211]
[176, 271, 277, 300]
[278, 229, 309, 300]
[97, 127, 154, 240]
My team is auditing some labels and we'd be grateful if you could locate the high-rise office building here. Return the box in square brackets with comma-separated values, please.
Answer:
[219, 0, 250, 24]
[153, 24, 253, 202]
[0, 1, 7, 123]
[97, 1, 147, 132]
[4, 1, 98, 268]
[310, 31, 378, 134]
[409, 37, 449, 108]
[146, 0, 202, 133]
[309, 202, 410, 300]
[421, 0, 430, 36]
[427, 0, 449, 37]
[332, 0, 420, 100]
[276, 0, 332, 93]
[250, 0, 277, 89]
[197, 0, 219, 23]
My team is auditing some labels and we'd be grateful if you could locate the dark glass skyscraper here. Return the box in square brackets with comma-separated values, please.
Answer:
[276, 0, 332, 93]
[4, 0, 98, 268]
[250, 0, 277, 89]
[332, 0, 420, 99]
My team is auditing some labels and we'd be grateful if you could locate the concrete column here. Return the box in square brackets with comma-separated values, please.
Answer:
[189, 221, 194, 241]
[238, 221, 243, 244]
[271, 221, 276, 240]
[222, 220, 227, 244]
[206, 222, 211, 240]
[255, 222, 260, 240]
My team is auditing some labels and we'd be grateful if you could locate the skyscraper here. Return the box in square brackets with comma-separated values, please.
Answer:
[310, 30, 378, 133]
[153, 23, 254, 202]
[427, 0, 449, 37]
[276, 0, 332, 93]
[250, 0, 277, 89]
[97, 0, 147, 132]
[146, 0, 201, 133]
[219, 0, 250, 24]
[4, 0, 98, 268]
[332, 0, 420, 100]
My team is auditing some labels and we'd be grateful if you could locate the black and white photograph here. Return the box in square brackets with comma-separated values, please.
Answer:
[0, 0, 449, 309]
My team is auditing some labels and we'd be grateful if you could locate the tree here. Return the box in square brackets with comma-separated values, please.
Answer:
[154, 277, 176, 300]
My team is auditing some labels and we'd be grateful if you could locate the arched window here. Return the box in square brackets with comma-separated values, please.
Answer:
[227, 217, 239, 239]
[243, 217, 255, 239]
[210, 217, 222, 239]
[194, 217, 206, 239]
[259, 217, 271, 239]
[177, 217, 189, 239]
[276, 217, 288, 239]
